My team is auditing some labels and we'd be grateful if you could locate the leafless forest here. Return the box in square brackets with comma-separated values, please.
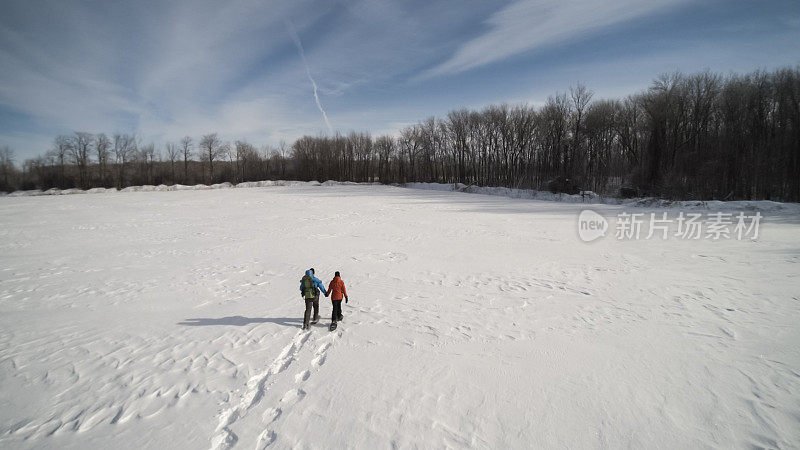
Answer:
[2, 67, 798, 201]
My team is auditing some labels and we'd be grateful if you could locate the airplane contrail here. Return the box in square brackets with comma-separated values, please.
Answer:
[286, 20, 333, 134]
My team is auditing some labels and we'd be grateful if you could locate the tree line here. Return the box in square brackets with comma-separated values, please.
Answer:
[2, 66, 798, 201]
[0, 134, 291, 192]
[293, 67, 800, 201]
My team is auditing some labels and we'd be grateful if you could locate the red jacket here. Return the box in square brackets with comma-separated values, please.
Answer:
[327, 277, 348, 300]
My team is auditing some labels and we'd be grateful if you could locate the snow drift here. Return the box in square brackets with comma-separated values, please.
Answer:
[4, 180, 799, 213]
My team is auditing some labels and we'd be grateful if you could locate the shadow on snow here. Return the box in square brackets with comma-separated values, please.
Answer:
[178, 316, 301, 327]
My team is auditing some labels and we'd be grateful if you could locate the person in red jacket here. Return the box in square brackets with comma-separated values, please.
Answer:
[326, 271, 348, 325]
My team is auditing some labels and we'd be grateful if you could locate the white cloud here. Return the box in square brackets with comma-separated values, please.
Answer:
[422, 0, 691, 79]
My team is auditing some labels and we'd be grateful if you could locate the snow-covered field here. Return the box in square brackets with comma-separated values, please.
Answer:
[1, 184, 798, 449]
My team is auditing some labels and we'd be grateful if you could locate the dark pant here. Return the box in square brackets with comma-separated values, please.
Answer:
[303, 294, 320, 327]
[331, 299, 342, 323]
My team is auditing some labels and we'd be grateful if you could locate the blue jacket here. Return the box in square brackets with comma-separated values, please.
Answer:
[300, 270, 327, 296]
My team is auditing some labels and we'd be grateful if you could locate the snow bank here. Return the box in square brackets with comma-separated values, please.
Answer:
[629, 198, 800, 213]
[235, 181, 276, 188]
[7, 189, 43, 197]
[403, 182, 627, 205]
[321, 180, 373, 186]
[85, 187, 116, 194]
[4, 180, 798, 213]
[403, 182, 800, 214]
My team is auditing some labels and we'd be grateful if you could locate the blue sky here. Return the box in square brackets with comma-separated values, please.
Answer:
[1, 0, 798, 160]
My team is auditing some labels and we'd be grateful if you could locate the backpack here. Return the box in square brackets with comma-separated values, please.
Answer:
[301, 275, 316, 300]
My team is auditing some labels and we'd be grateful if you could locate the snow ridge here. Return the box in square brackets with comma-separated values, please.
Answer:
[3, 180, 797, 213]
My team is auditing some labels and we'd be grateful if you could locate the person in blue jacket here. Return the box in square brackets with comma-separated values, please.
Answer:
[300, 268, 328, 329]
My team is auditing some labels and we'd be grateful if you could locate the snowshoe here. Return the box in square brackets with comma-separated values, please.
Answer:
[329, 322, 338, 331]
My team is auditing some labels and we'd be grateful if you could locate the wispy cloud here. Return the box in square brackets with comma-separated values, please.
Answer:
[422, 0, 690, 79]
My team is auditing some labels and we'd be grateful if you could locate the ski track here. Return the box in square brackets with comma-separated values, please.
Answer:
[0, 185, 799, 448]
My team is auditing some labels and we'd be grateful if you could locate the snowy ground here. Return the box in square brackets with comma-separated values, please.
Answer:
[1, 184, 798, 449]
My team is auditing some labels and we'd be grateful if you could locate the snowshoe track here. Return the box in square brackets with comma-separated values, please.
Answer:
[211, 331, 310, 450]
[253, 330, 342, 448]
[212, 321, 344, 449]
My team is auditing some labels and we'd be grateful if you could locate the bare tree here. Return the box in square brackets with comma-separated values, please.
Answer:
[166, 142, 179, 183]
[51, 135, 71, 187]
[569, 84, 593, 177]
[227, 142, 236, 182]
[234, 140, 257, 183]
[399, 126, 423, 183]
[68, 132, 94, 188]
[180, 136, 193, 184]
[0, 146, 15, 191]
[95, 133, 111, 186]
[374, 135, 395, 183]
[140, 143, 156, 184]
[199, 133, 225, 183]
[278, 140, 289, 178]
[113, 133, 134, 188]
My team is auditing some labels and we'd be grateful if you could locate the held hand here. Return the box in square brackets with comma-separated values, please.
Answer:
[345, 296, 349, 303]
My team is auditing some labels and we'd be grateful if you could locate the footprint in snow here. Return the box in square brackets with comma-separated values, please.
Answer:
[256, 429, 276, 449]
[262, 407, 281, 424]
[316, 343, 331, 354]
[294, 370, 310, 383]
[311, 353, 327, 367]
[279, 389, 306, 406]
